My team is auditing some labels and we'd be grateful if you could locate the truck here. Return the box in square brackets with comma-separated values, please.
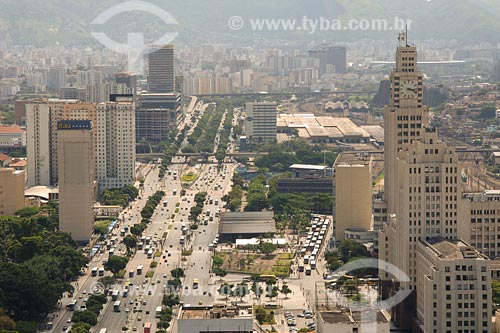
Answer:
[129, 270, 134, 278]
[137, 265, 143, 275]
[98, 267, 105, 276]
[144, 322, 151, 333]
[111, 290, 119, 301]
[91, 267, 98, 277]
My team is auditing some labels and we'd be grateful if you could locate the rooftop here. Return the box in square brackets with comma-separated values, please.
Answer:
[334, 152, 371, 167]
[319, 310, 389, 324]
[219, 211, 276, 235]
[0, 125, 24, 134]
[289, 164, 326, 171]
[180, 305, 253, 320]
[423, 237, 486, 260]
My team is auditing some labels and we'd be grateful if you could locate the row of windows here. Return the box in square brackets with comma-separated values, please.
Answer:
[397, 115, 423, 121]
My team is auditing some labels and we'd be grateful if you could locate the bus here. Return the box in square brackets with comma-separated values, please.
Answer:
[173, 189, 177, 195]
[120, 229, 125, 237]
[147, 249, 153, 259]
[155, 306, 162, 318]
[137, 242, 144, 250]
[305, 266, 312, 276]
[67, 300, 77, 311]
[111, 290, 119, 301]
[98, 267, 105, 276]
[310, 260, 316, 270]
[108, 249, 115, 257]
[124, 225, 129, 232]
[259, 274, 277, 282]
[193, 278, 199, 289]
[298, 262, 305, 272]
[303, 255, 310, 265]
[137, 265, 143, 275]
[91, 267, 98, 276]
[181, 227, 188, 235]
[113, 301, 121, 312]
[180, 236, 185, 245]
[144, 322, 151, 333]
[163, 200, 168, 207]
[206, 209, 211, 216]
[129, 270, 134, 278]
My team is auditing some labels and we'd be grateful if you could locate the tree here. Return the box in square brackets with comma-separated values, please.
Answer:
[104, 255, 128, 276]
[72, 310, 98, 326]
[170, 268, 185, 278]
[338, 240, 370, 263]
[218, 283, 233, 300]
[162, 293, 180, 307]
[122, 235, 137, 253]
[265, 285, 278, 301]
[232, 283, 250, 301]
[280, 283, 292, 299]
[493, 280, 500, 305]
[69, 322, 91, 333]
[15, 207, 40, 218]
[0, 309, 15, 331]
[258, 242, 277, 257]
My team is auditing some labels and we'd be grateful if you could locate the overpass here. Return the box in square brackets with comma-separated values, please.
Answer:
[136, 151, 269, 160]
[192, 91, 376, 98]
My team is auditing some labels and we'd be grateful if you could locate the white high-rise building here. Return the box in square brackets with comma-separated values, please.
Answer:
[96, 97, 136, 190]
[245, 102, 277, 144]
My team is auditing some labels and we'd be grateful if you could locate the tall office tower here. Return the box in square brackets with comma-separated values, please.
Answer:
[57, 120, 95, 243]
[379, 128, 461, 288]
[334, 153, 372, 241]
[0, 168, 25, 216]
[384, 33, 429, 215]
[495, 61, 500, 82]
[48, 67, 66, 91]
[136, 93, 181, 143]
[308, 46, 347, 74]
[245, 102, 277, 144]
[96, 96, 136, 190]
[147, 45, 175, 93]
[26, 100, 97, 187]
[379, 33, 491, 332]
[416, 238, 491, 333]
[116, 72, 137, 97]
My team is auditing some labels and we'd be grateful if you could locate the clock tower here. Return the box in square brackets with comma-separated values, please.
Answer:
[384, 32, 429, 213]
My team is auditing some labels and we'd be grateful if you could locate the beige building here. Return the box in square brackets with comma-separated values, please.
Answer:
[384, 34, 429, 215]
[317, 310, 390, 333]
[334, 153, 372, 241]
[0, 168, 25, 215]
[26, 99, 97, 187]
[416, 238, 491, 333]
[460, 190, 500, 259]
[96, 97, 136, 190]
[245, 102, 277, 144]
[57, 120, 95, 243]
[380, 128, 461, 288]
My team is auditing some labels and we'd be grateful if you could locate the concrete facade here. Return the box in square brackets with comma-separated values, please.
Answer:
[0, 168, 25, 215]
[57, 120, 95, 243]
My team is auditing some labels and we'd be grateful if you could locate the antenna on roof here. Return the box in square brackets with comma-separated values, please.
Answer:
[405, 24, 409, 47]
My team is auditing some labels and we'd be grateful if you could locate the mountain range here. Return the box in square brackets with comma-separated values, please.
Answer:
[0, 0, 499, 47]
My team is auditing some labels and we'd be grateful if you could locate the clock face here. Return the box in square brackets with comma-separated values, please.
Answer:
[400, 80, 418, 98]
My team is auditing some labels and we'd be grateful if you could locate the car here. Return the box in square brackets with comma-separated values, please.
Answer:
[148, 290, 152, 295]
[306, 321, 315, 327]
[137, 316, 142, 321]
[289, 329, 298, 333]
[133, 327, 137, 331]
[62, 326, 68, 331]
[66, 318, 71, 323]
[82, 290, 87, 294]
[296, 313, 305, 318]
[125, 308, 130, 313]
[142, 300, 147, 305]
[287, 320, 297, 327]
[305, 313, 314, 319]
[129, 300, 134, 304]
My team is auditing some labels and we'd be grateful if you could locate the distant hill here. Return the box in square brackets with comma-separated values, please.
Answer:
[0, 0, 499, 46]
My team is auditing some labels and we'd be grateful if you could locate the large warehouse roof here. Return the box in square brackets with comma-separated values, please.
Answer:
[219, 211, 276, 235]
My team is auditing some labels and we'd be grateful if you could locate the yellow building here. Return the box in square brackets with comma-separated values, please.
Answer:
[334, 153, 372, 241]
[0, 168, 25, 215]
